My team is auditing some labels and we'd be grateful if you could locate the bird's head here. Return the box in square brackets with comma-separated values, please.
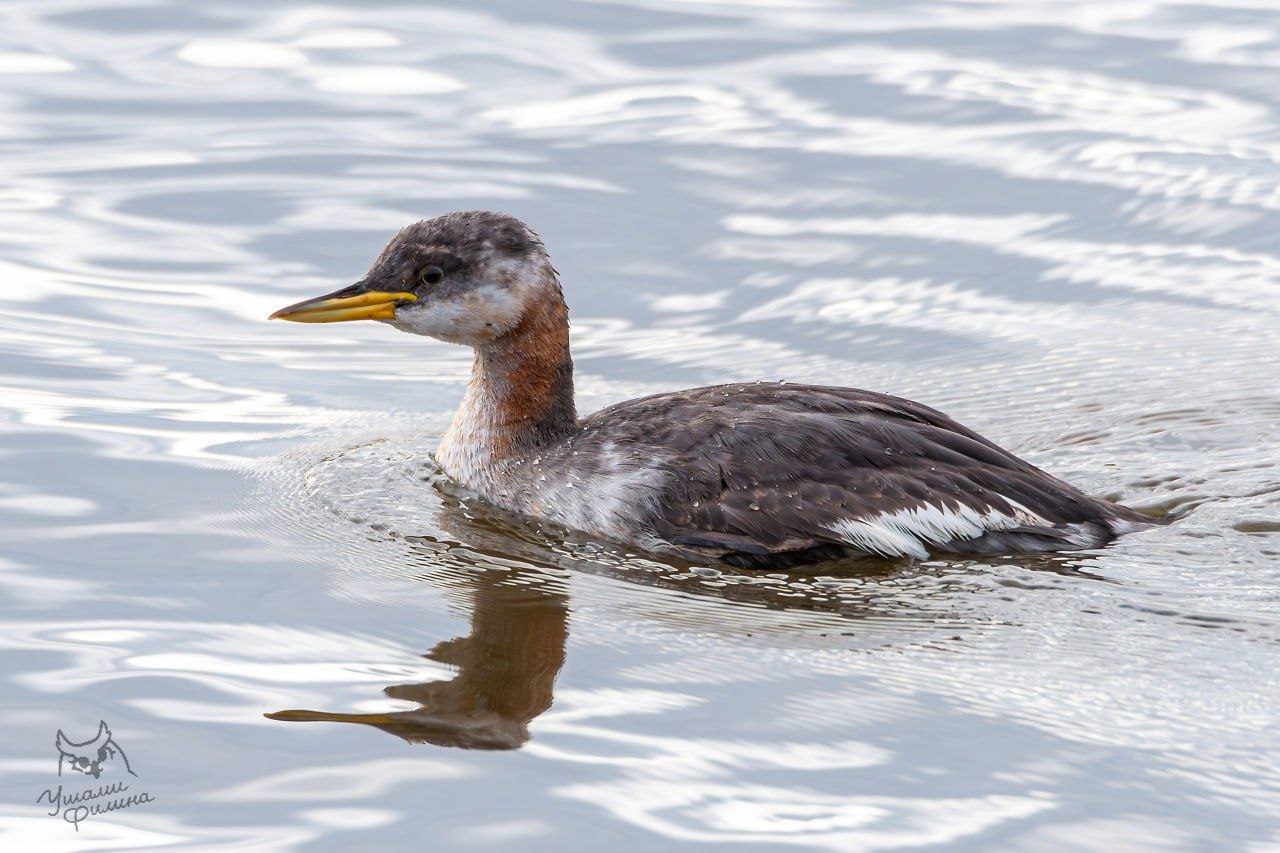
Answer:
[270, 211, 558, 346]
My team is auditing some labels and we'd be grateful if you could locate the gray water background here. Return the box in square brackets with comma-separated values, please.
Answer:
[1, 0, 1279, 849]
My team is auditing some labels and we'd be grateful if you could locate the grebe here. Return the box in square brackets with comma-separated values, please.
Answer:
[271, 211, 1152, 567]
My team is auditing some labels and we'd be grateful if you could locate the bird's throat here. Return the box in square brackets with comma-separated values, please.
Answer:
[436, 294, 576, 492]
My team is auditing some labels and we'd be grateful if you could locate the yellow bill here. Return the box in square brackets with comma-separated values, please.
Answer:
[269, 288, 417, 323]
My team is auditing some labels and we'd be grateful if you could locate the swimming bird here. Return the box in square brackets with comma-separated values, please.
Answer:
[270, 211, 1152, 567]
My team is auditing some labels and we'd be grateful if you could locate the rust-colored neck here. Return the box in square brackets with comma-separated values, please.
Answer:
[460, 288, 577, 459]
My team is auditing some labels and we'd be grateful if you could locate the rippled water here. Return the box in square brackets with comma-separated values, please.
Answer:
[2, 0, 1279, 849]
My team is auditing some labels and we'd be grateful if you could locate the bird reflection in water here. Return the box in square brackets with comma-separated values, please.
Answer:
[267, 568, 567, 750]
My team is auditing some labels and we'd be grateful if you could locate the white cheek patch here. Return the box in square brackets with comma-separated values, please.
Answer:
[389, 284, 525, 344]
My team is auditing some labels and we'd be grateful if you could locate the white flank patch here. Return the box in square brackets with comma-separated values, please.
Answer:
[540, 444, 666, 540]
[828, 499, 1048, 559]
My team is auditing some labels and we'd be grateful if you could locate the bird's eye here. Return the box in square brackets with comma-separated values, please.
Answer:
[420, 266, 444, 286]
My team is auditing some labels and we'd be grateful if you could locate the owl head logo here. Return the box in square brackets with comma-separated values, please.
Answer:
[55, 721, 136, 779]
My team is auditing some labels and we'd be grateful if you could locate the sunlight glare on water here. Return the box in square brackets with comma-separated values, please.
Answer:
[0, 0, 1279, 850]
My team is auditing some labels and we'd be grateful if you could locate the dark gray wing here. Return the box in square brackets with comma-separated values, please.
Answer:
[582, 383, 1144, 564]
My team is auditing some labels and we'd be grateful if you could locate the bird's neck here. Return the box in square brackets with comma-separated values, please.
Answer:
[437, 293, 576, 489]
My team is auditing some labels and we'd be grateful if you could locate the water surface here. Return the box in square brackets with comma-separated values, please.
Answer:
[2, 0, 1279, 849]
